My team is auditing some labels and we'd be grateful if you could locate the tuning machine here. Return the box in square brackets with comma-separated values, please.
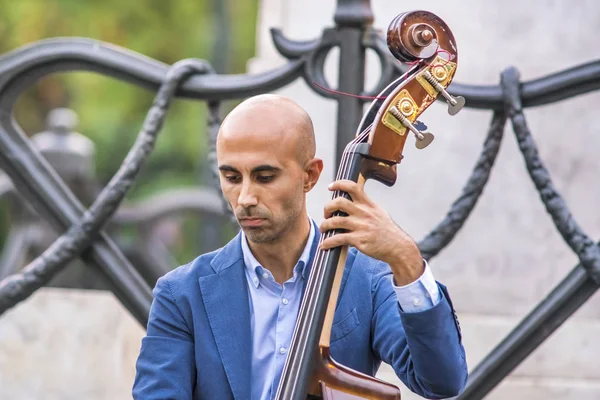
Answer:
[421, 69, 465, 115]
[388, 106, 434, 149]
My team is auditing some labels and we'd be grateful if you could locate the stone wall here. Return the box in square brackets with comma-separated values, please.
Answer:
[0, 289, 143, 400]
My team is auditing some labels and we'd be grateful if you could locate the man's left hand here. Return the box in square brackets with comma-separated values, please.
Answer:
[319, 180, 424, 286]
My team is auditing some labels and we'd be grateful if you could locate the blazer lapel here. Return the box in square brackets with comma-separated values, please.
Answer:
[199, 234, 251, 400]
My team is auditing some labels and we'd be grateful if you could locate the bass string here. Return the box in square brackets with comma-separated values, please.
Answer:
[277, 69, 399, 393]
[304, 127, 369, 313]
[277, 128, 369, 394]
[311, 56, 421, 277]
[282, 127, 370, 382]
[278, 134, 356, 377]
[290, 53, 419, 343]
[310, 55, 431, 101]
[277, 29, 448, 399]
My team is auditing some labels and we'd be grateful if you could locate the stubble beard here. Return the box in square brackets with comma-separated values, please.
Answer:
[243, 225, 280, 244]
[242, 214, 295, 244]
[241, 206, 303, 244]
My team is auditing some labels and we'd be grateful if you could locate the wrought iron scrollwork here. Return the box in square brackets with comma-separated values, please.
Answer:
[0, 0, 599, 399]
[0, 58, 214, 324]
[418, 112, 507, 261]
[453, 67, 600, 400]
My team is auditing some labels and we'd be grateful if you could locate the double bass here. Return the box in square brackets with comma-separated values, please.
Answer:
[274, 10, 464, 400]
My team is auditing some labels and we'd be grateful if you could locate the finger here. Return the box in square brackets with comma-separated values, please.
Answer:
[327, 180, 365, 202]
[323, 196, 359, 219]
[319, 215, 358, 233]
[319, 232, 354, 250]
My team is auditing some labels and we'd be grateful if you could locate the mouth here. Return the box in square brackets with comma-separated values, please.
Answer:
[239, 218, 266, 227]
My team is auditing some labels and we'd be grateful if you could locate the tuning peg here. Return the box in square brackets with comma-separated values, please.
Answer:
[389, 106, 435, 149]
[415, 132, 435, 149]
[422, 70, 465, 115]
[445, 95, 465, 116]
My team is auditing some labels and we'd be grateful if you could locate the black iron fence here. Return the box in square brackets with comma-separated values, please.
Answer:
[0, 0, 599, 398]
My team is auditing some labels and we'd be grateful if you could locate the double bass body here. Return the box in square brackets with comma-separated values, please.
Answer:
[274, 10, 463, 400]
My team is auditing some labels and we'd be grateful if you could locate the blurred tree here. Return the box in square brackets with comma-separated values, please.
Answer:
[0, 0, 258, 264]
[0, 0, 257, 191]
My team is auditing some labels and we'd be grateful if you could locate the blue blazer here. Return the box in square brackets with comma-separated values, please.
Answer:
[133, 229, 467, 400]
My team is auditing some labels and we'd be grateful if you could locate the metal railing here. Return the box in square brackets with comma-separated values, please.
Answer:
[0, 0, 599, 398]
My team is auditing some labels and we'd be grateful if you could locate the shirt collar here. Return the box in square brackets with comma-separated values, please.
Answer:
[241, 218, 316, 288]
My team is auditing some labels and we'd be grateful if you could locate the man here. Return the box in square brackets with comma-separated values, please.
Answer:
[133, 94, 467, 400]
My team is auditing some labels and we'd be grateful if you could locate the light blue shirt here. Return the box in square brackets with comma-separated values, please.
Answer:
[241, 221, 440, 400]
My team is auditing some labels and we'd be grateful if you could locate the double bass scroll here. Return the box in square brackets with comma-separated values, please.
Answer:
[275, 10, 464, 400]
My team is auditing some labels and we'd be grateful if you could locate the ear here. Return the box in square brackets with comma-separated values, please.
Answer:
[303, 158, 323, 192]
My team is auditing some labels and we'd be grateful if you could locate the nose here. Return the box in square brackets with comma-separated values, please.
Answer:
[238, 181, 258, 208]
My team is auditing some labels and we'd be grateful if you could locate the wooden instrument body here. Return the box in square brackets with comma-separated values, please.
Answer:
[274, 10, 461, 400]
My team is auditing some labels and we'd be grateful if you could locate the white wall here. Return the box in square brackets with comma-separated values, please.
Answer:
[0, 289, 143, 400]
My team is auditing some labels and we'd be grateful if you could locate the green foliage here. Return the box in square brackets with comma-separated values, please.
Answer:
[0, 0, 258, 263]
[0, 0, 257, 191]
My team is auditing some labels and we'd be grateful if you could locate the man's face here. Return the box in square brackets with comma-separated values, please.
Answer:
[217, 128, 307, 244]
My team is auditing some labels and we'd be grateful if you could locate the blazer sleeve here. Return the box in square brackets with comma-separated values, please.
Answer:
[133, 275, 195, 399]
[369, 261, 468, 399]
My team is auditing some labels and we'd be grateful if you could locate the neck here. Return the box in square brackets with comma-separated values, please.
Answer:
[248, 213, 311, 284]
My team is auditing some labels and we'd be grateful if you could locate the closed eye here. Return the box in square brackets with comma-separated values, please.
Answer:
[256, 175, 275, 183]
[224, 175, 241, 183]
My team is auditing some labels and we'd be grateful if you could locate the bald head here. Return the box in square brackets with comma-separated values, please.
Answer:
[218, 94, 316, 165]
[216, 95, 324, 244]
